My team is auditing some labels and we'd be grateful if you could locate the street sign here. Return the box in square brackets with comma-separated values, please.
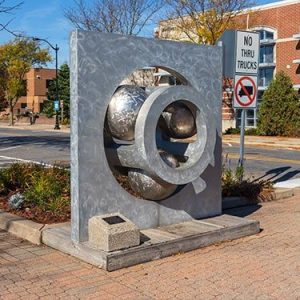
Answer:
[234, 75, 257, 108]
[54, 100, 60, 111]
[235, 31, 259, 75]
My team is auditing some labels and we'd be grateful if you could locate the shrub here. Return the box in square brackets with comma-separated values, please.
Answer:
[224, 127, 240, 135]
[0, 163, 70, 215]
[257, 71, 300, 137]
[0, 163, 42, 193]
[24, 171, 69, 214]
[222, 157, 271, 200]
[224, 127, 259, 136]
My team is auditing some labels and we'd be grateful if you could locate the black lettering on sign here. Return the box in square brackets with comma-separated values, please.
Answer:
[244, 36, 253, 46]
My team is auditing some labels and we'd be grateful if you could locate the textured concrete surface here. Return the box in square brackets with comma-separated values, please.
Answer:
[88, 214, 140, 252]
[1, 191, 300, 299]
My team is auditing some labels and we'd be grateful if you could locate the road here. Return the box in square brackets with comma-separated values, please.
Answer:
[0, 127, 299, 183]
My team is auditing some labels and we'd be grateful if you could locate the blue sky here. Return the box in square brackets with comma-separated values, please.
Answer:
[0, 0, 282, 68]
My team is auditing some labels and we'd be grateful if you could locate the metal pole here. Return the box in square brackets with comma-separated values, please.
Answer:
[54, 45, 60, 130]
[238, 109, 246, 168]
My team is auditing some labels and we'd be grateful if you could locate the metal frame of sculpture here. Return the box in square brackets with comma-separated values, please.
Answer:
[70, 30, 223, 243]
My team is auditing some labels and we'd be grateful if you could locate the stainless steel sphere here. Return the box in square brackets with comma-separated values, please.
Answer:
[161, 102, 196, 139]
[128, 152, 179, 200]
[107, 85, 147, 141]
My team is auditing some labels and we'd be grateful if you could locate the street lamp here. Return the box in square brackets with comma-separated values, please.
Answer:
[33, 37, 60, 130]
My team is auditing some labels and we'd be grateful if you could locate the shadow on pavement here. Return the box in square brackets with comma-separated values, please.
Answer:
[0, 135, 70, 151]
[273, 170, 300, 183]
[223, 204, 262, 217]
[252, 166, 291, 182]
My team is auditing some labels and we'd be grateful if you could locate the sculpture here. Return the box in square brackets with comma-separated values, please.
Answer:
[71, 30, 222, 242]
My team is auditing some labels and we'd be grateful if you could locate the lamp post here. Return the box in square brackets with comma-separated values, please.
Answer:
[33, 37, 60, 130]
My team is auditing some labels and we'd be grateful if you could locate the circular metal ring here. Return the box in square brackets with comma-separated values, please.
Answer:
[134, 85, 216, 185]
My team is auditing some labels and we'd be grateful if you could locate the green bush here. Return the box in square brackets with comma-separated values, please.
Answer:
[24, 169, 69, 214]
[0, 163, 70, 214]
[257, 71, 300, 137]
[0, 163, 42, 193]
[224, 127, 259, 136]
[41, 100, 55, 118]
[221, 160, 270, 200]
[224, 127, 240, 135]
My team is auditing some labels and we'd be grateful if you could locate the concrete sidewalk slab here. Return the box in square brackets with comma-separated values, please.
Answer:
[274, 178, 300, 188]
[223, 134, 300, 150]
[0, 123, 70, 133]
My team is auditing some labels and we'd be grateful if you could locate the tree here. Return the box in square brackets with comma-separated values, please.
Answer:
[64, 0, 164, 36]
[46, 63, 70, 122]
[162, 0, 254, 45]
[257, 71, 300, 137]
[0, 38, 51, 125]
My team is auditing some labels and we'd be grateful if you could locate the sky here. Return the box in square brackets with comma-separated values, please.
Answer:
[0, 0, 284, 68]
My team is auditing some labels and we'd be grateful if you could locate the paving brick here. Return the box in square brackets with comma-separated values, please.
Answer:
[1, 191, 300, 298]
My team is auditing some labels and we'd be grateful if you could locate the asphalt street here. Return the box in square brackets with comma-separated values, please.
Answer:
[0, 127, 299, 183]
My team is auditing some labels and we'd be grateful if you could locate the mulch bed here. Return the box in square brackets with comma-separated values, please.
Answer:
[0, 193, 70, 224]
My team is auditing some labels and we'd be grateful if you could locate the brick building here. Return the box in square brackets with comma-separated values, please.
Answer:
[157, 0, 300, 131]
[14, 68, 56, 114]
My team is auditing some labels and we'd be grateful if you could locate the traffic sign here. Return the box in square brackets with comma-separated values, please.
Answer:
[235, 31, 259, 75]
[234, 75, 257, 108]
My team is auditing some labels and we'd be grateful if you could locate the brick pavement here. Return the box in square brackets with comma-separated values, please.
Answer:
[1, 191, 300, 299]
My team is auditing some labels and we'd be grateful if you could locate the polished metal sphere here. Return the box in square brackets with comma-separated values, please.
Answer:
[128, 152, 178, 200]
[107, 85, 147, 141]
[161, 102, 196, 139]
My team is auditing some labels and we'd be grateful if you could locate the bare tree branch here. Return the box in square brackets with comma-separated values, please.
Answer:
[0, 1, 24, 34]
[64, 0, 164, 36]
[0, 0, 23, 14]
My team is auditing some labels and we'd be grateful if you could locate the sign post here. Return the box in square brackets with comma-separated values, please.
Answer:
[219, 30, 260, 171]
[234, 31, 259, 169]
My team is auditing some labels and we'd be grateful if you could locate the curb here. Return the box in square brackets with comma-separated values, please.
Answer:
[0, 209, 69, 245]
[223, 188, 294, 210]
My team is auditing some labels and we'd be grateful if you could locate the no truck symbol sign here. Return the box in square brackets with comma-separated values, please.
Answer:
[234, 75, 258, 108]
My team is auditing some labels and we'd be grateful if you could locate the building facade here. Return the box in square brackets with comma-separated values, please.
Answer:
[157, 0, 300, 131]
[14, 68, 56, 114]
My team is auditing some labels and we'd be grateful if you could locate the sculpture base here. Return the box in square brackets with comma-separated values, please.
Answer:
[42, 215, 259, 271]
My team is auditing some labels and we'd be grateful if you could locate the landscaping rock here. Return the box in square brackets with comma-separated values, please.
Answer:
[8, 193, 24, 209]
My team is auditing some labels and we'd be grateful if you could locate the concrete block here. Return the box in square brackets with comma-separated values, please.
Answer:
[88, 213, 140, 252]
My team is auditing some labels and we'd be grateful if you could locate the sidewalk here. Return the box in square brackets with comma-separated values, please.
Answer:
[223, 134, 300, 150]
[0, 123, 70, 133]
[1, 189, 300, 299]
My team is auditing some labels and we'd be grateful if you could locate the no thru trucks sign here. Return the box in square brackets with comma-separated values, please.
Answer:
[235, 31, 259, 75]
[234, 75, 258, 108]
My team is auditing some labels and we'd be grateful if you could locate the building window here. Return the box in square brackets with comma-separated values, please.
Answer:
[236, 109, 257, 128]
[21, 103, 27, 109]
[260, 45, 274, 63]
[21, 80, 27, 96]
[259, 30, 274, 41]
[46, 79, 53, 89]
[259, 68, 274, 87]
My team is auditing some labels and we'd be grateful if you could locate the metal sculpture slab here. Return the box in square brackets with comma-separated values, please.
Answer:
[70, 30, 223, 243]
